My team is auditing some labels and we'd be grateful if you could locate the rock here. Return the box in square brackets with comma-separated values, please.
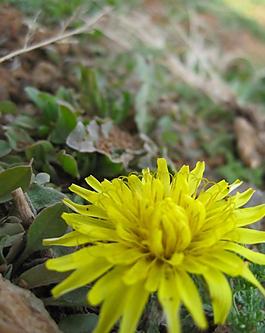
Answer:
[234, 117, 262, 168]
[233, 182, 265, 231]
[0, 274, 61, 333]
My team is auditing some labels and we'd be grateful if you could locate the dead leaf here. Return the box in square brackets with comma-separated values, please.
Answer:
[66, 119, 143, 167]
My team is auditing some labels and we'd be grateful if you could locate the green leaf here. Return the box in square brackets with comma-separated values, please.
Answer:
[34, 173, 50, 185]
[18, 202, 67, 262]
[25, 140, 54, 169]
[0, 165, 32, 203]
[13, 115, 39, 130]
[5, 127, 33, 151]
[0, 222, 24, 264]
[135, 56, 154, 133]
[110, 91, 131, 124]
[27, 183, 65, 211]
[59, 314, 98, 333]
[0, 155, 24, 167]
[79, 67, 104, 114]
[0, 100, 17, 114]
[0, 222, 24, 238]
[18, 263, 69, 288]
[57, 150, 79, 178]
[158, 116, 179, 145]
[50, 104, 77, 144]
[0, 140, 11, 158]
[25, 87, 58, 124]
[0, 232, 24, 249]
[0, 237, 7, 263]
[43, 286, 89, 307]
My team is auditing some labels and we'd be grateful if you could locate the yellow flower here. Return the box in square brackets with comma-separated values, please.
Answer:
[44, 158, 265, 333]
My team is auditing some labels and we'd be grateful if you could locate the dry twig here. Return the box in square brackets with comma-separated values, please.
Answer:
[0, 7, 112, 64]
[11, 187, 35, 228]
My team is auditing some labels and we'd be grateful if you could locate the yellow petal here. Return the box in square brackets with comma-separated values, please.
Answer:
[43, 231, 91, 247]
[46, 244, 125, 272]
[123, 256, 151, 285]
[189, 161, 205, 195]
[45, 247, 95, 272]
[52, 258, 112, 298]
[181, 256, 208, 274]
[119, 282, 149, 333]
[89, 267, 126, 306]
[166, 252, 184, 266]
[61, 213, 117, 241]
[234, 204, 265, 227]
[175, 270, 207, 329]
[203, 268, 232, 324]
[157, 158, 170, 194]
[223, 228, 265, 244]
[229, 179, 243, 193]
[127, 174, 143, 195]
[158, 266, 181, 333]
[199, 180, 229, 205]
[163, 201, 191, 251]
[106, 246, 145, 265]
[107, 204, 137, 227]
[183, 195, 206, 234]
[85, 175, 103, 192]
[233, 188, 255, 208]
[223, 242, 265, 265]
[241, 264, 265, 297]
[69, 184, 98, 203]
[142, 168, 152, 184]
[93, 282, 128, 333]
[145, 260, 163, 292]
[63, 198, 107, 218]
[149, 226, 164, 257]
[197, 250, 245, 276]
[62, 213, 112, 229]
[170, 166, 189, 204]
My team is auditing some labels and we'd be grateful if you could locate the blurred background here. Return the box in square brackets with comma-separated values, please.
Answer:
[1, 0, 265, 187]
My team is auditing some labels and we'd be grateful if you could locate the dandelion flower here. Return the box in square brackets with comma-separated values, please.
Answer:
[44, 158, 265, 333]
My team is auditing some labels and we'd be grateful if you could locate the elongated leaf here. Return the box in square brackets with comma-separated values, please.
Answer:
[0, 165, 32, 203]
[25, 140, 54, 162]
[59, 314, 97, 333]
[5, 127, 33, 151]
[58, 151, 79, 178]
[0, 222, 24, 238]
[18, 202, 67, 262]
[135, 56, 154, 133]
[43, 286, 89, 307]
[50, 104, 77, 144]
[13, 115, 39, 130]
[25, 141, 54, 172]
[0, 140, 11, 158]
[27, 183, 65, 211]
[25, 87, 58, 124]
[18, 263, 69, 288]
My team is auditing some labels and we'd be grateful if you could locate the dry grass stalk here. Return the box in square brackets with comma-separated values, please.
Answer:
[0, 7, 112, 64]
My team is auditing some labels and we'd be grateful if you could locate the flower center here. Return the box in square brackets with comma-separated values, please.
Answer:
[136, 197, 192, 261]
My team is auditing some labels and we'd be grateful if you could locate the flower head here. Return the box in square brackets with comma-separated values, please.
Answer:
[44, 158, 265, 333]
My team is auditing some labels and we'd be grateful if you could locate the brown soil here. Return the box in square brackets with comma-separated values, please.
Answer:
[0, 5, 81, 103]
